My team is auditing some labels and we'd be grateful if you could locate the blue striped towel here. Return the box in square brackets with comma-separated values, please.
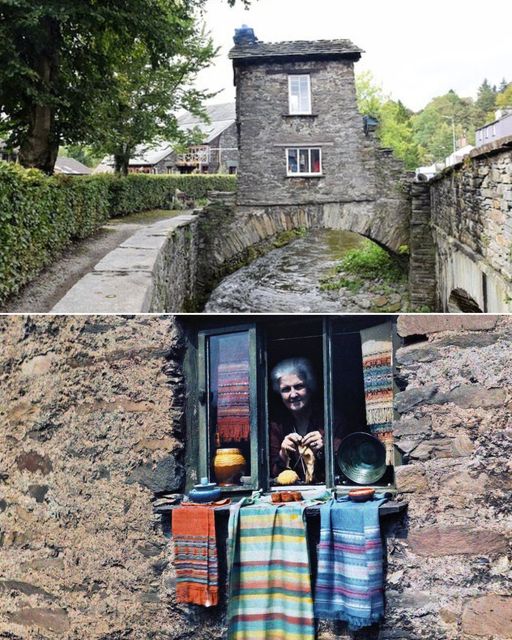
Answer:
[315, 496, 387, 629]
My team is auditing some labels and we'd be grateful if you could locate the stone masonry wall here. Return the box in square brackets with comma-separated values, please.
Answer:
[430, 138, 512, 312]
[387, 315, 512, 640]
[235, 58, 378, 206]
[409, 181, 436, 310]
[1, 315, 510, 639]
[0, 315, 189, 639]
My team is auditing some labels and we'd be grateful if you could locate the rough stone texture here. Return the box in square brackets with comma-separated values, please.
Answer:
[389, 315, 512, 640]
[461, 595, 512, 638]
[0, 316, 192, 639]
[0, 314, 511, 640]
[397, 315, 499, 337]
[409, 181, 436, 310]
[430, 141, 512, 312]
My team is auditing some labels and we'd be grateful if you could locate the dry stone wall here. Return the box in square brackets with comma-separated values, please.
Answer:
[0, 315, 510, 639]
[387, 315, 512, 640]
[430, 138, 512, 312]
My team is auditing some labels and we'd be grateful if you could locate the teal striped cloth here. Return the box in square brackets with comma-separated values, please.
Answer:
[227, 501, 315, 640]
[315, 496, 387, 629]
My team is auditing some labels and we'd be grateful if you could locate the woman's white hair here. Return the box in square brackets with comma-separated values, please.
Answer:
[270, 357, 317, 394]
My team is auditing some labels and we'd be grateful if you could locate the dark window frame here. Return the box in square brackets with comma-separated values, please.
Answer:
[184, 316, 399, 495]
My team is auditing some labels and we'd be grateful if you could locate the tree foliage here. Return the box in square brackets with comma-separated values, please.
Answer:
[355, 72, 421, 169]
[496, 83, 512, 109]
[356, 72, 510, 168]
[0, 0, 250, 173]
[89, 29, 216, 174]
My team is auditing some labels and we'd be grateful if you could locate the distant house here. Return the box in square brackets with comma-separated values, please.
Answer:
[54, 157, 92, 175]
[476, 109, 512, 147]
[94, 103, 238, 175]
[0, 145, 92, 175]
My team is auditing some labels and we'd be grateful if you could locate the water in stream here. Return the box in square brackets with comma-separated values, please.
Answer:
[205, 229, 408, 313]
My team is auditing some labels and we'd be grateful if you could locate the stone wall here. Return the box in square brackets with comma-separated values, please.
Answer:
[409, 181, 436, 310]
[235, 58, 377, 207]
[0, 315, 187, 639]
[387, 314, 512, 640]
[1, 314, 511, 639]
[430, 137, 512, 312]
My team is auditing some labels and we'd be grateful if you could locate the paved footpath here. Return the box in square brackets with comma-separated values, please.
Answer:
[51, 214, 195, 313]
[1, 210, 190, 313]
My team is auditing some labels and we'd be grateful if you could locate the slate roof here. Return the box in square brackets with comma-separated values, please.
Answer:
[54, 157, 92, 175]
[177, 102, 235, 144]
[229, 39, 363, 62]
[95, 102, 236, 169]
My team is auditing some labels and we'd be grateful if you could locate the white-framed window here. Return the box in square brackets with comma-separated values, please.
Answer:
[286, 147, 322, 176]
[288, 74, 311, 115]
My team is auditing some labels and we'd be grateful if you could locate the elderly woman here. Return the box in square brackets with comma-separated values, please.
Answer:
[269, 357, 326, 483]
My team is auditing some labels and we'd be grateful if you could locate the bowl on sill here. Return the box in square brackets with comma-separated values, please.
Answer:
[348, 488, 375, 502]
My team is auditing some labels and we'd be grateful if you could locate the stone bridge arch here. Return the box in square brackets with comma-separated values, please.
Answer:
[194, 192, 411, 309]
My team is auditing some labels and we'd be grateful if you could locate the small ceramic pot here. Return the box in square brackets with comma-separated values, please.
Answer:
[189, 477, 221, 503]
[348, 488, 375, 502]
[213, 448, 246, 485]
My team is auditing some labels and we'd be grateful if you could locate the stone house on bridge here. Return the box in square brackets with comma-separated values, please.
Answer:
[228, 27, 412, 257]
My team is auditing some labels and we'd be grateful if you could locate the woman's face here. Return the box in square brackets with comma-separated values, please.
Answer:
[278, 373, 311, 414]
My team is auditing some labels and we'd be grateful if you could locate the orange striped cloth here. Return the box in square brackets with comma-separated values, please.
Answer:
[172, 503, 219, 607]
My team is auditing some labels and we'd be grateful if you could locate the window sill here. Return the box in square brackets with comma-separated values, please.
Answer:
[283, 113, 318, 118]
[286, 173, 324, 178]
[156, 497, 407, 536]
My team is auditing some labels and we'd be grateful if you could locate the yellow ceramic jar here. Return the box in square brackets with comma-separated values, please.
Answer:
[213, 448, 246, 485]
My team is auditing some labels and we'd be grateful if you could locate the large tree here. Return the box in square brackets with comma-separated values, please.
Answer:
[90, 34, 215, 175]
[0, 0, 249, 174]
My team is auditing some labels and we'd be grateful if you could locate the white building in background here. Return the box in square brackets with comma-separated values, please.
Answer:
[94, 103, 238, 175]
[476, 109, 512, 147]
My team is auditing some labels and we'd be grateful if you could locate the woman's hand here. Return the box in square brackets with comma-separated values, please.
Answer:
[281, 432, 303, 454]
[301, 430, 324, 453]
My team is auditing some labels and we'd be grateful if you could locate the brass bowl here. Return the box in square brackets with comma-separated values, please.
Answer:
[337, 432, 387, 485]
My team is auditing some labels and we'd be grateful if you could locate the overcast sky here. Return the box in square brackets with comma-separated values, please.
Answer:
[195, 0, 512, 112]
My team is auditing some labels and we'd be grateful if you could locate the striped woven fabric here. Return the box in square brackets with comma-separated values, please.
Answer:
[315, 497, 387, 630]
[217, 361, 251, 442]
[360, 323, 393, 435]
[227, 502, 315, 640]
[172, 503, 219, 607]
[216, 334, 250, 443]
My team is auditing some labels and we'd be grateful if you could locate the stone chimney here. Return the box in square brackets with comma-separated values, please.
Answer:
[233, 25, 258, 46]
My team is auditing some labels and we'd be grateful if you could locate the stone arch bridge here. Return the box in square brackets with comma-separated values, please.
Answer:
[52, 138, 511, 313]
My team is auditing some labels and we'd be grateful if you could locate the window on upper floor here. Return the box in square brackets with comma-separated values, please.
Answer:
[286, 147, 322, 176]
[288, 74, 311, 115]
[185, 316, 397, 494]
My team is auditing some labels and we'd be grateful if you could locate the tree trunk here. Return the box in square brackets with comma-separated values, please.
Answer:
[19, 103, 60, 174]
[18, 17, 60, 175]
[114, 153, 131, 176]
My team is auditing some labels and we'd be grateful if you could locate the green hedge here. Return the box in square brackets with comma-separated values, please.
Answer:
[0, 163, 236, 304]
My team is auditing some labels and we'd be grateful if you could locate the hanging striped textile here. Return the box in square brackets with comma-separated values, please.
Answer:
[172, 503, 219, 607]
[227, 502, 315, 640]
[360, 323, 393, 436]
[315, 496, 387, 630]
[216, 333, 251, 443]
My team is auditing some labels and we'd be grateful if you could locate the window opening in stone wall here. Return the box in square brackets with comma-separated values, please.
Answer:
[286, 147, 322, 176]
[267, 318, 326, 485]
[288, 73, 311, 114]
[194, 317, 396, 495]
